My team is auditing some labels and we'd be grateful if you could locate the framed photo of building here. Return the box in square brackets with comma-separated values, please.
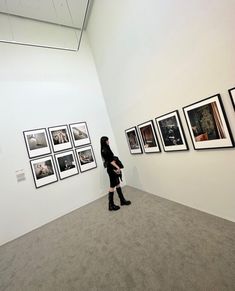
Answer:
[69, 122, 91, 147]
[183, 94, 234, 150]
[155, 110, 188, 152]
[228, 87, 235, 111]
[137, 120, 161, 153]
[125, 126, 142, 154]
[48, 125, 72, 152]
[75, 145, 97, 172]
[23, 128, 51, 158]
[30, 155, 58, 188]
[54, 150, 79, 180]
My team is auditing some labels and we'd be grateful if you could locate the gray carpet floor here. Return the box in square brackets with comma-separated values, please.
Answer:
[0, 186, 235, 291]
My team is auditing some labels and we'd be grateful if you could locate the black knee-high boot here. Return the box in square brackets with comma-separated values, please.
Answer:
[116, 187, 131, 206]
[108, 192, 120, 211]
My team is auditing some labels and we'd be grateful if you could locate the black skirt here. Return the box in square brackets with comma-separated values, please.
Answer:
[107, 168, 120, 188]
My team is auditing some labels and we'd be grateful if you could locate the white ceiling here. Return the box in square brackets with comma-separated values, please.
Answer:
[0, 0, 90, 29]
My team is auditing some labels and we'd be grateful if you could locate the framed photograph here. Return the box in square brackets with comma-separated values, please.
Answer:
[48, 125, 72, 152]
[155, 110, 189, 152]
[30, 155, 58, 188]
[228, 87, 235, 111]
[137, 120, 161, 153]
[183, 94, 234, 150]
[54, 150, 79, 180]
[125, 126, 143, 154]
[75, 145, 97, 172]
[23, 128, 51, 158]
[69, 122, 91, 147]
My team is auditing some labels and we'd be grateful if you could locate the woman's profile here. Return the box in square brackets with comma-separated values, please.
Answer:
[100, 136, 131, 211]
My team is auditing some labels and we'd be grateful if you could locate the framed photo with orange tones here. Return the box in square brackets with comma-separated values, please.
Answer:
[137, 120, 161, 153]
[183, 94, 234, 150]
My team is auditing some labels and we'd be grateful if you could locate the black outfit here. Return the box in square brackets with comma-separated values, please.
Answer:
[101, 146, 121, 188]
[101, 144, 131, 211]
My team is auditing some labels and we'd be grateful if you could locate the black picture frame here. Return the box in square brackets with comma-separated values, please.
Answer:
[69, 122, 91, 148]
[137, 120, 161, 153]
[155, 110, 189, 152]
[54, 150, 79, 180]
[183, 94, 234, 150]
[48, 125, 72, 153]
[75, 145, 97, 173]
[228, 87, 235, 111]
[125, 126, 143, 154]
[30, 155, 58, 188]
[23, 128, 51, 158]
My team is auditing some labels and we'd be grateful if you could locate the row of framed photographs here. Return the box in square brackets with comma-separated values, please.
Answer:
[30, 145, 97, 188]
[125, 93, 235, 153]
[23, 122, 91, 159]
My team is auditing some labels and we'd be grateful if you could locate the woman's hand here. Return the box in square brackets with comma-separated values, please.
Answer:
[111, 160, 121, 174]
[114, 168, 121, 174]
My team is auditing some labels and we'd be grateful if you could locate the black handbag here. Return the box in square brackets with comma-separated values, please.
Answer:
[113, 156, 124, 169]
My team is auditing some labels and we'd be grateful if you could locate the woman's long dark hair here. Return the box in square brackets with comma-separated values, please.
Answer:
[100, 136, 113, 159]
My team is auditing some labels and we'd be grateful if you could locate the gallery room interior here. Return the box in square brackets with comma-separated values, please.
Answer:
[0, 0, 235, 290]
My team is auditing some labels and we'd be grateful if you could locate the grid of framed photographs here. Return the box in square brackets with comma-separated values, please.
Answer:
[125, 91, 235, 154]
[23, 121, 96, 188]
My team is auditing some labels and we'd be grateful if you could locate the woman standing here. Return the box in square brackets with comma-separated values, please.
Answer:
[100, 136, 131, 211]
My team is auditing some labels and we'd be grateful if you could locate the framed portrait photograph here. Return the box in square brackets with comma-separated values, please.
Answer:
[137, 120, 161, 153]
[54, 150, 79, 180]
[125, 126, 142, 154]
[23, 128, 51, 158]
[48, 125, 72, 152]
[69, 122, 91, 147]
[75, 145, 97, 172]
[30, 155, 58, 188]
[155, 110, 189, 152]
[183, 94, 234, 150]
[228, 87, 235, 111]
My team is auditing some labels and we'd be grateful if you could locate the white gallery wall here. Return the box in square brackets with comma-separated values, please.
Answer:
[87, 0, 235, 222]
[0, 32, 120, 246]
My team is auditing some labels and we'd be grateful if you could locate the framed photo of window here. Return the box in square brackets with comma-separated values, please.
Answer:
[30, 155, 58, 188]
[183, 94, 234, 150]
[155, 110, 188, 152]
[69, 122, 91, 148]
[137, 120, 161, 153]
[54, 150, 79, 180]
[48, 125, 72, 153]
[23, 128, 51, 158]
[228, 87, 235, 111]
[75, 145, 97, 172]
[125, 126, 143, 154]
